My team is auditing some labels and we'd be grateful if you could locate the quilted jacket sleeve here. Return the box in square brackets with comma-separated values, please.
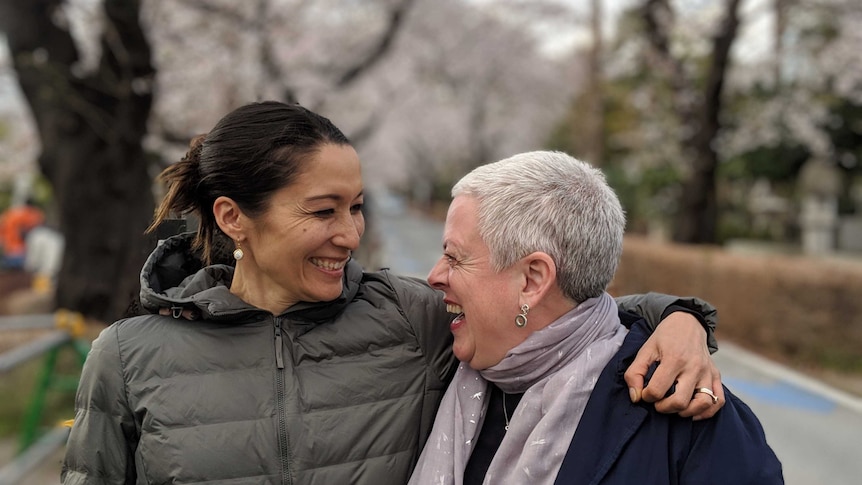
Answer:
[388, 273, 456, 384]
[615, 292, 719, 353]
[62, 323, 138, 485]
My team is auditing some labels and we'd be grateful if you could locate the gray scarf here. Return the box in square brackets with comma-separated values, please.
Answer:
[408, 292, 627, 485]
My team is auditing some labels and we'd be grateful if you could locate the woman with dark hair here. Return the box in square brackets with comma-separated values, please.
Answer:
[63, 101, 723, 485]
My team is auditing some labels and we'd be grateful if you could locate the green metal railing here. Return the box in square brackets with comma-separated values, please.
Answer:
[0, 310, 90, 484]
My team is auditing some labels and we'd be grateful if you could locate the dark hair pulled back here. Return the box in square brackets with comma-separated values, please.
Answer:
[147, 101, 351, 264]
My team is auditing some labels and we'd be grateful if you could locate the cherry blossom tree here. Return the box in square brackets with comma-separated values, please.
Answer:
[0, 0, 578, 320]
[0, 0, 155, 321]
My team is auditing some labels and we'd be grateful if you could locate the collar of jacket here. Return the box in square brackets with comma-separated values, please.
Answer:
[553, 317, 653, 485]
[139, 232, 362, 323]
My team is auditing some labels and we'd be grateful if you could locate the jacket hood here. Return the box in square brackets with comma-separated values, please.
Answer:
[139, 232, 363, 322]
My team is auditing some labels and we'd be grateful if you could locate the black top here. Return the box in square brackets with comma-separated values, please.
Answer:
[464, 383, 525, 484]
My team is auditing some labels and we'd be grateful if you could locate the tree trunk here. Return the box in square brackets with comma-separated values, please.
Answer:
[585, 0, 606, 166]
[672, 0, 741, 243]
[1, 0, 156, 322]
[642, 0, 741, 243]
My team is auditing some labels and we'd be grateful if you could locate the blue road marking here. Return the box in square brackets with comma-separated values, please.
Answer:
[725, 377, 836, 413]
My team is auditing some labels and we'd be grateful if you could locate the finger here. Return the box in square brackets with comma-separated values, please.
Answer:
[623, 370, 643, 403]
[652, 356, 709, 413]
[678, 389, 714, 418]
[713, 377, 725, 407]
[624, 347, 659, 403]
[653, 383, 694, 413]
[652, 348, 720, 415]
[641, 359, 684, 405]
[693, 376, 725, 421]
[158, 308, 170, 316]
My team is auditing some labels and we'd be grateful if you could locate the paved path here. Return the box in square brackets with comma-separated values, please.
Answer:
[715, 343, 862, 485]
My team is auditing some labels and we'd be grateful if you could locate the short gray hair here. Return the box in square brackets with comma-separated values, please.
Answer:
[452, 151, 625, 303]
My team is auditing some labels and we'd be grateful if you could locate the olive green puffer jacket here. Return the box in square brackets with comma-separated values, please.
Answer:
[62, 234, 455, 485]
[62, 234, 716, 485]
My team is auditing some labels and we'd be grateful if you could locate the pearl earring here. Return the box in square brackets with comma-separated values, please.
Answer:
[233, 241, 244, 261]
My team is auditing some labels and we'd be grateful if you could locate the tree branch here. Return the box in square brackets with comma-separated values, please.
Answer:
[697, 0, 742, 151]
[641, 0, 697, 140]
[178, 0, 255, 28]
[335, 0, 416, 88]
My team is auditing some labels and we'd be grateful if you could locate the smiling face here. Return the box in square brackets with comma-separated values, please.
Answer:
[236, 143, 365, 311]
[426, 195, 528, 370]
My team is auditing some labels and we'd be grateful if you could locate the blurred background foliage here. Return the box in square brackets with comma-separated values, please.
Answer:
[0, 0, 860, 322]
[1, 3, 861, 477]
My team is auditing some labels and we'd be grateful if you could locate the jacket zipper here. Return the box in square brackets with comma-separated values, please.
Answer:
[273, 316, 291, 485]
[274, 316, 285, 369]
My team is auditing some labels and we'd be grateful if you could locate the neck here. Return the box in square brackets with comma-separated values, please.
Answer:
[530, 293, 577, 331]
[230, 266, 297, 315]
[481, 293, 620, 393]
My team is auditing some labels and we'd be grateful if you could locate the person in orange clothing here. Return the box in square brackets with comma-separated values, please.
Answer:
[0, 198, 44, 269]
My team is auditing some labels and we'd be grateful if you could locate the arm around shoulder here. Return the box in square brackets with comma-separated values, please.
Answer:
[385, 272, 456, 384]
[614, 292, 718, 353]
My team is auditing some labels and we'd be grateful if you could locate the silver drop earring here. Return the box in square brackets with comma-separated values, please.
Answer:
[233, 241, 244, 261]
[515, 304, 529, 328]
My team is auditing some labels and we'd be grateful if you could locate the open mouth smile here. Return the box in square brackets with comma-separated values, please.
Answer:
[310, 258, 348, 271]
